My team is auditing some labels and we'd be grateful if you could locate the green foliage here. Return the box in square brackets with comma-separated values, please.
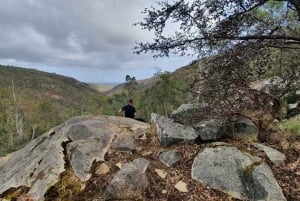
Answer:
[125, 75, 137, 98]
[135, 71, 191, 121]
[0, 65, 99, 156]
[276, 115, 300, 137]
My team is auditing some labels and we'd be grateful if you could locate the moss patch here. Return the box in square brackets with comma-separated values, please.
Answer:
[1, 186, 30, 201]
[274, 115, 300, 138]
[242, 161, 263, 178]
[44, 166, 83, 201]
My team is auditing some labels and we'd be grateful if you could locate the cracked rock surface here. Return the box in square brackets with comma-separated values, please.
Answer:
[191, 145, 286, 201]
[0, 115, 150, 201]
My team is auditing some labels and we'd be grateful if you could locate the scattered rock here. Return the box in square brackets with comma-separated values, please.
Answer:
[162, 190, 168, 194]
[253, 143, 286, 166]
[151, 113, 199, 146]
[142, 151, 153, 156]
[194, 119, 225, 141]
[210, 142, 232, 147]
[104, 158, 149, 201]
[192, 146, 252, 200]
[225, 115, 258, 140]
[132, 158, 150, 173]
[171, 104, 202, 125]
[251, 76, 284, 95]
[174, 181, 188, 193]
[159, 150, 182, 167]
[191, 145, 287, 201]
[282, 88, 300, 118]
[95, 163, 110, 175]
[292, 141, 300, 151]
[116, 162, 123, 169]
[246, 163, 287, 201]
[155, 169, 167, 179]
[111, 133, 136, 152]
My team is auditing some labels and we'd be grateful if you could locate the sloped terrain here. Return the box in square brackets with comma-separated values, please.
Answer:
[0, 115, 298, 201]
[0, 65, 98, 109]
[0, 65, 99, 156]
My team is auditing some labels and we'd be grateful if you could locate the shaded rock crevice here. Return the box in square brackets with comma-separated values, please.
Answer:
[0, 186, 30, 200]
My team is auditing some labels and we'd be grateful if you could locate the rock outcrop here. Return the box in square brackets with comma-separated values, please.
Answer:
[0, 116, 150, 201]
[0, 114, 291, 201]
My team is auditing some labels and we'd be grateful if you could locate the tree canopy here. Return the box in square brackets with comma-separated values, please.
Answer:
[135, 0, 300, 57]
[135, 0, 300, 139]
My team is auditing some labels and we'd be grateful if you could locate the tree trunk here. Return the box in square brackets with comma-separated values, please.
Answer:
[31, 124, 37, 141]
[12, 79, 24, 140]
[7, 116, 14, 148]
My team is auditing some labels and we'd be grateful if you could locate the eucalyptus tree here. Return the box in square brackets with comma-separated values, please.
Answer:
[135, 0, 300, 139]
[125, 75, 138, 99]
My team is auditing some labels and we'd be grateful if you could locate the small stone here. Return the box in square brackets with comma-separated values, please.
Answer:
[159, 150, 182, 167]
[155, 169, 167, 179]
[142, 151, 153, 156]
[292, 142, 300, 151]
[162, 190, 168, 194]
[136, 146, 143, 152]
[280, 140, 290, 150]
[174, 181, 188, 193]
[116, 162, 123, 169]
[95, 163, 110, 175]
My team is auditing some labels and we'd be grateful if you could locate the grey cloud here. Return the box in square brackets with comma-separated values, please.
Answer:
[0, 0, 193, 82]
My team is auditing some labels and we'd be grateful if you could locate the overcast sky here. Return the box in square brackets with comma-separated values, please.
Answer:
[0, 0, 195, 83]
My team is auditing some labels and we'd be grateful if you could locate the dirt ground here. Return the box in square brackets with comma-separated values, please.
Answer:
[72, 131, 300, 201]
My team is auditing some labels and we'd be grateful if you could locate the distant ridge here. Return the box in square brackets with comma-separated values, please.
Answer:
[0, 65, 99, 155]
[104, 61, 199, 96]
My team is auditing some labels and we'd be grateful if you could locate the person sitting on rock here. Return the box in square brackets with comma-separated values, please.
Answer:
[119, 99, 136, 119]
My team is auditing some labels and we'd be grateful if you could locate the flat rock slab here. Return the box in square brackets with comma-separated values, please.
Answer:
[151, 113, 198, 146]
[0, 115, 150, 201]
[253, 143, 286, 166]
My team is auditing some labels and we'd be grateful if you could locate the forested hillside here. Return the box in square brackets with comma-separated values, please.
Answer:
[0, 65, 99, 156]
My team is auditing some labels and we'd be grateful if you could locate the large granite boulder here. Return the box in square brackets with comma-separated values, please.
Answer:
[151, 113, 199, 146]
[192, 145, 286, 201]
[0, 115, 150, 201]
